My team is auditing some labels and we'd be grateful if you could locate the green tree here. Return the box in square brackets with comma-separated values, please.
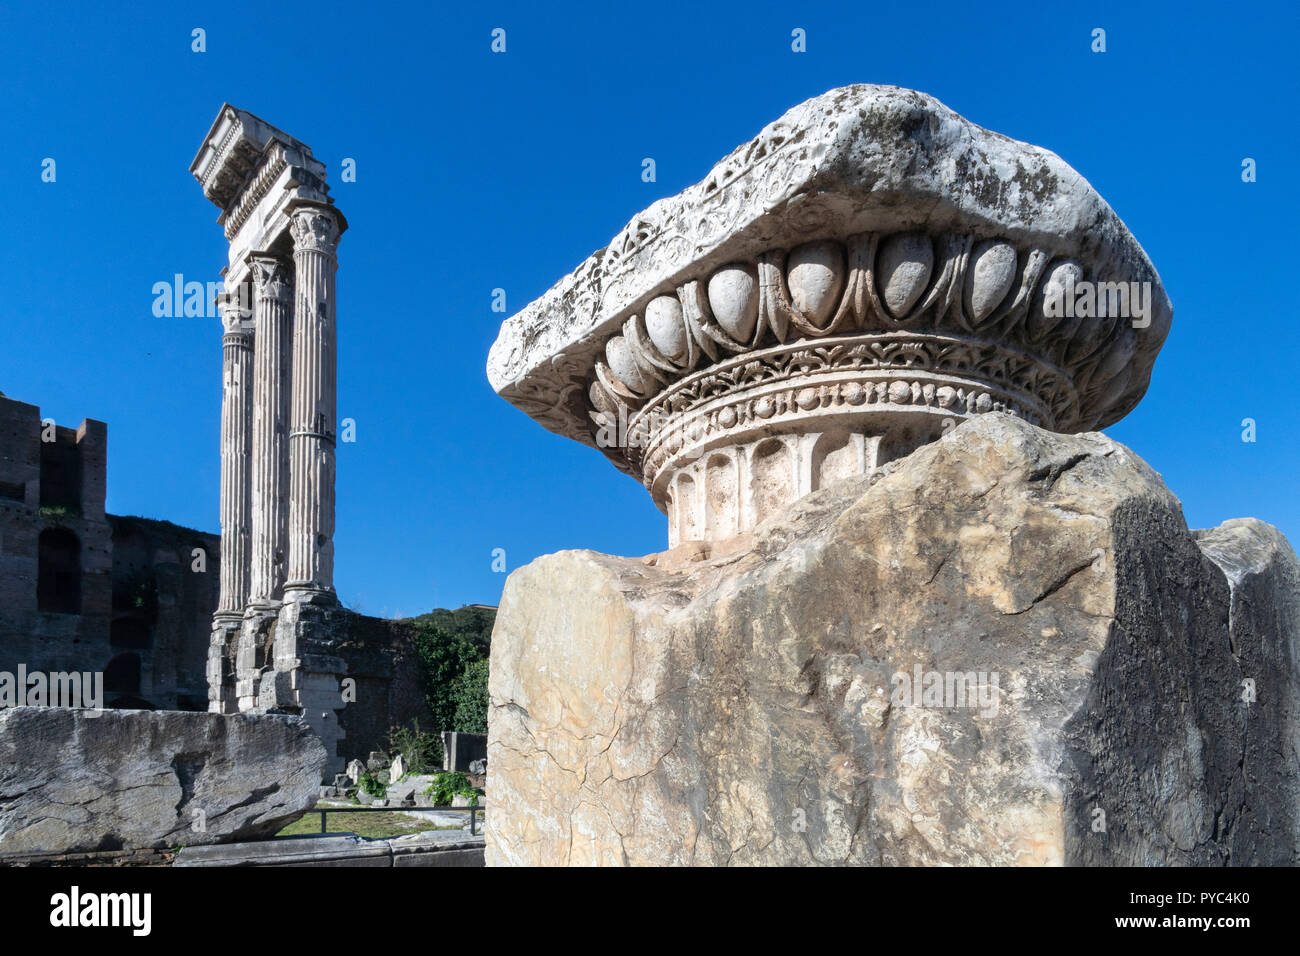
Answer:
[451, 658, 489, 734]
[413, 624, 482, 735]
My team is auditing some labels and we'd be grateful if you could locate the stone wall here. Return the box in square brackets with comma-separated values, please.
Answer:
[313, 606, 495, 767]
[1, 389, 488, 767]
[0, 394, 220, 712]
[334, 613, 433, 764]
[0, 396, 113, 690]
[108, 515, 220, 710]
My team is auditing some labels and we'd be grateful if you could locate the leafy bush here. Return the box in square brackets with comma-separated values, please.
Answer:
[388, 719, 440, 776]
[358, 770, 388, 798]
[413, 621, 490, 739]
[451, 658, 489, 734]
[406, 606, 495, 649]
[38, 504, 80, 520]
[424, 771, 481, 807]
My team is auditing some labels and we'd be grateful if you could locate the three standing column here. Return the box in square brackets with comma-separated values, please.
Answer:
[209, 200, 345, 717]
[193, 109, 346, 748]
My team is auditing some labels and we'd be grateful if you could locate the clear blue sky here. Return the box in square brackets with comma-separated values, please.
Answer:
[1, 0, 1296, 615]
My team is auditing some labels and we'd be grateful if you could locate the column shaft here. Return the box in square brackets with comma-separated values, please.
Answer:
[216, 295, 253, 616]
[247, 256, 293, 603]
[286, 207, 341, 597]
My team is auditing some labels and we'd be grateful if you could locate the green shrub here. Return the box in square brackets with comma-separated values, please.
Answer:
[424, 771, 481, 807]
[451, 658, 489, 734]
[414, 627, 472, 748]
[413, 620, 491, 740]
[388, 719, 440, 776]
[358, 770, 388, 798]
[38, 504, 80, 520]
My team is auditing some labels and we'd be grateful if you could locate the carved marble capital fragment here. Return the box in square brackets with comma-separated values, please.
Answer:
[488, 85, 1173, 545]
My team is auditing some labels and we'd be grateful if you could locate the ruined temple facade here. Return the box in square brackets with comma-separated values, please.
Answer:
[0, 394, 219, 710]
[192, 105, 349, 772]
[0, 390, 432, 758]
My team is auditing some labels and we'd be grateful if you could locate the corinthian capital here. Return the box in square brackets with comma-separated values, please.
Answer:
[289, 206, 341, 256]
[249, 255, 293, 303]
[217, 288, 252, 335]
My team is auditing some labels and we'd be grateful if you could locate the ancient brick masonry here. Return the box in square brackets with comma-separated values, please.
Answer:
[191, 105, 348, 772]
[0, 398, 112, 679]
[0, 395, 219, 711]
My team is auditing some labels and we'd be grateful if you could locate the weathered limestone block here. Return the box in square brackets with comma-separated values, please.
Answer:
[1190, 519, 1300, 863]
[0, 708, 325, 857]
[388, 774, 441, 807]
[390, 754, 407, 783]
[485, 414, 1299, 866]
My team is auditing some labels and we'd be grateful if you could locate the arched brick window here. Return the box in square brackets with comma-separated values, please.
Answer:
[37, 527, 80, 613]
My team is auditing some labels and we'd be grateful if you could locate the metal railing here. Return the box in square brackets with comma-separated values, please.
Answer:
[313, 804, 485, 836]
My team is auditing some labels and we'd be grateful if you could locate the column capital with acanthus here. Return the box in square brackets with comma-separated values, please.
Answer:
[217, 289, 253, 337]
[248, 254, 293, 303]
[288, 201, 346, 257]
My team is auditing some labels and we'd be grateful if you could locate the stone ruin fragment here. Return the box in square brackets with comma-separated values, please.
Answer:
[484, 85, 1299, 866]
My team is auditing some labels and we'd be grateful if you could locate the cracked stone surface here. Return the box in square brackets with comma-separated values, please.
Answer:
[0, 708, 325, 856]
[484, 413, 1300, 865]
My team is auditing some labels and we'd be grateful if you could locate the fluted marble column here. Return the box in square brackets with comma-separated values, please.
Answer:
[215, 290, 253, 617]
[210, 289, 252, 713]
[285, 204, 342, 600]
[247, 255, 293, 604]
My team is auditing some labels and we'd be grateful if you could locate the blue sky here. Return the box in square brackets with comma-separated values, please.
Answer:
[1, 0, 1296, 615]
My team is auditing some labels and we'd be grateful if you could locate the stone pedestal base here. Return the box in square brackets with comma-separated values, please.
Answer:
[212, 595, 352, 777]
[485, 414, 1300, 866]
[236, 603, 280, 713]
[207, 616, 241, 715]
[269, 600, 350, 777]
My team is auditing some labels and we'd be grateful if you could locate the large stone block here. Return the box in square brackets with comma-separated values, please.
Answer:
[0, 708, 325, 857]
[485, 414, 1300, 865]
